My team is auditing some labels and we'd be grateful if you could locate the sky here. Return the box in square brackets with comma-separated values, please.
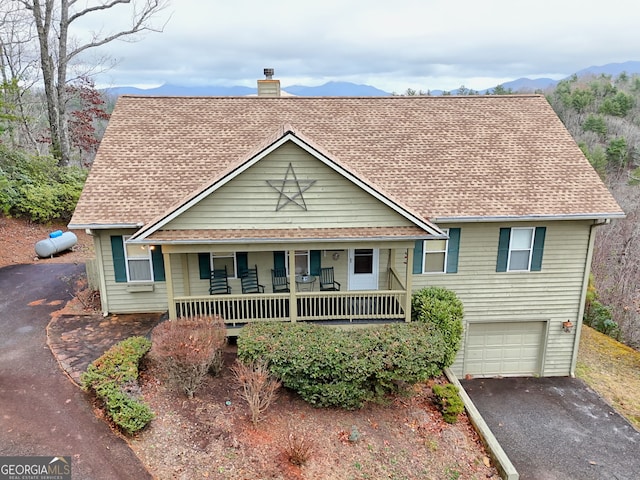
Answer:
[76, 0, 640, 93]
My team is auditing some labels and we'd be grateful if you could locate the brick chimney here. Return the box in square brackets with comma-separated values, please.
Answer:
[257, 68, 281, 97]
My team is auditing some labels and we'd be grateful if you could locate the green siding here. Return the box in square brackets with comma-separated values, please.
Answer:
[403, 221, 592, 377]
[99, 230, 168, 314]
[164, 142, 415, 231]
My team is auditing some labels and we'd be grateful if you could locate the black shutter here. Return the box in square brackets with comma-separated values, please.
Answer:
[310, 250, 321, 276]
[237, 252, 248, 276]
[531, 227, 546, 271]
[496, 228, 511, 272]
[446, 228, 461, 274]
[412, 240, 424, 274]
[151, 245, 165, 281]
[111, 236, 127, 282]
[198, 253, 210, 279]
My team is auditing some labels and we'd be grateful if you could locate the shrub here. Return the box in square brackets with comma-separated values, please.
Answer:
[231, 359, 281, 425]
[584, 299, 620, 338]
[238, 321, 448, 409]
[151, 315, 227, 398]
[411, 287, 464, 366]
[0, 145, 86, 222]
[432, 383, 464, 424]
[584, 275, 621, 339]
[284, 431, 314, 466]
[80, 336, 153, 435]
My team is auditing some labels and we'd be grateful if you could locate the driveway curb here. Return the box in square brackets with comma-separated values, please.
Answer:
[445, 368, 519, 480]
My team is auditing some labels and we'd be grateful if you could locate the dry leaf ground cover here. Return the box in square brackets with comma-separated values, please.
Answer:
[576, 325, 640, 430]
[130, 346, 499, 480]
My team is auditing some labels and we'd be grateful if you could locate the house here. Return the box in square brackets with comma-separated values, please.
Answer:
[69, 74, 624, 379]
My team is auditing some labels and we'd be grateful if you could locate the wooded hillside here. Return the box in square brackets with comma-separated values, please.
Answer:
[546, 73, 640, 348]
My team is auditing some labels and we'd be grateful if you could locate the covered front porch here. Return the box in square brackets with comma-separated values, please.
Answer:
[161, 241, 416, 334]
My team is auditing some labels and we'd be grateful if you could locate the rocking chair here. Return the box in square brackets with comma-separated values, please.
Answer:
[241, 265, 265, 294]
[209, 266, 231, 295]
[271, 268, 290, 293]
[319, 267, 341, 291]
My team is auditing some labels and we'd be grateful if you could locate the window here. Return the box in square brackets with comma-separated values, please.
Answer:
[508, 228, 534, 271]
[413, 228, 460, 274]
[496, 227, 546, 272]
[354, 249, 374, 274]
[286, 250, 310, 275]
[123, 236, 153, 282]
[211, 252, 237, 278]
[423, 229, 449, 273]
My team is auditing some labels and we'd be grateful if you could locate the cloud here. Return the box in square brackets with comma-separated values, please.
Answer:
[78, 0, 640, 92]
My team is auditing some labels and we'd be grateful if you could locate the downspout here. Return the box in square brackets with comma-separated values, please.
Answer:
[87, 229, 110, 317]
[570, 219, 609, 376]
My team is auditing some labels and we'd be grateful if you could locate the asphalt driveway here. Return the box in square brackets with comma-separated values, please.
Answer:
[461, 377, 640, 480]
[0, 263, 151, 480]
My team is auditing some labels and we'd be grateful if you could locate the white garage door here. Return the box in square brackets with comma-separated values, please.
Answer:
[464, 321, 545, 377]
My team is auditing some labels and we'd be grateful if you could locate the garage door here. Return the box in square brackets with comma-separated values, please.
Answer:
[464, 321, 545, 377]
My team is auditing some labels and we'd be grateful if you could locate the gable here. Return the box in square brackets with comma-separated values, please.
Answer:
[163, 142, 416, 231]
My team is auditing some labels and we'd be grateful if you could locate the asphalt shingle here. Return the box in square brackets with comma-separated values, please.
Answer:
[69, 95, 624, 230]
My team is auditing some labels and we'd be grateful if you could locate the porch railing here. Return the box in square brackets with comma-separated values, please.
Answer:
[174, 290, 406, 330]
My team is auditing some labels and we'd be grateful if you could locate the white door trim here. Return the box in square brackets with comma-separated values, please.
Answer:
[348, 248, 379, 290]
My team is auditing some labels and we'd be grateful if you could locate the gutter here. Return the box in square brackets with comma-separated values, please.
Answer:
[446, 368, 519, 480]
[68, 223, 143, 230]
[432, 213, 625, 223]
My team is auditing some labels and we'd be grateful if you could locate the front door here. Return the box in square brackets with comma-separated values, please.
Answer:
[348, 248, 379, 290]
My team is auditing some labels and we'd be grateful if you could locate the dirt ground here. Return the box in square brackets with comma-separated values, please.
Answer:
[0, 216, 94, 266]
[1, 216, 500, 479]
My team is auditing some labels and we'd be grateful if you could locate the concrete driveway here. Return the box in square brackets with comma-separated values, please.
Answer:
[0, 263, 151, 480]
[461, 377, 640, 480]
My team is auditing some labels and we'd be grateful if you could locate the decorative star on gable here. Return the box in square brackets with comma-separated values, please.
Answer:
[266, 163, 316, 211]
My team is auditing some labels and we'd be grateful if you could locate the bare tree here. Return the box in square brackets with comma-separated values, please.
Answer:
[0, 3, 43, 150]
[591, 171, 640, 348]
[16, 0, 169, 166]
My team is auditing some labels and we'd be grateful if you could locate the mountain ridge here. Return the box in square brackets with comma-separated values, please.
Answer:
[104, 61, 640, 97]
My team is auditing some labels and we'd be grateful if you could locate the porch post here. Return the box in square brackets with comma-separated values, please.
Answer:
[164, 252, 177, 320]
[288, 249, 297, 322]
[404, 247, 413, 322]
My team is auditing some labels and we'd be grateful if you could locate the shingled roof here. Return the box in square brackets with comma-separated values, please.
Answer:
[69, 95, 623, 230]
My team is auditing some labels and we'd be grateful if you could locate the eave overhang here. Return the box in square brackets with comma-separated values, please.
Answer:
[431, 212, 626, 223]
